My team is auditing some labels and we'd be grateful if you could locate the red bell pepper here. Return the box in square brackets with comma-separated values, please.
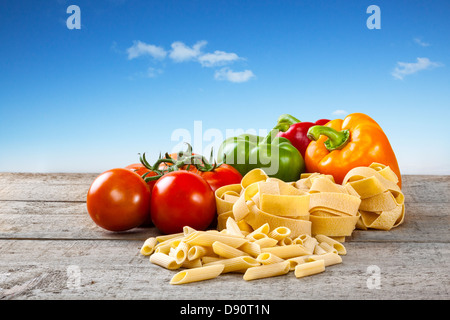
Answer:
[275, 114, 330, 158]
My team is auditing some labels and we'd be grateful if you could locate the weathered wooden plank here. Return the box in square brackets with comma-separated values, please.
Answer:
[0, 200, 159, 241]
[0, 172, 100, 185]
[350, 202, 450, 243]
[401, 175, 450, 203]
[0, 173, 449, 203]
[0, 185, 89, 202]
[0, 214, 157, 241]
[0, 200, 87, 215]
[0, 172, 97, 202]
[0, 201, 448, 242]
[0, 239, 448, 300]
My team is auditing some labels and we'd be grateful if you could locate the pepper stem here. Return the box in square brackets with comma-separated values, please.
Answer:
[271, 114, 301, 135]
[276, 114, 301, 126]
[307, 125, 350, 151]
[263, 114, 302, 144]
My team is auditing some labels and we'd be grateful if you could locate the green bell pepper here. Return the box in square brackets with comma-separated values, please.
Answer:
[217, 128, 305, 182]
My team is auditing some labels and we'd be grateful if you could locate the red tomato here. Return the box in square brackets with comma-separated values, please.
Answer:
[150, 171, 216, 234]
[196, 164, 242, 193]
[87, 168, 151, 232]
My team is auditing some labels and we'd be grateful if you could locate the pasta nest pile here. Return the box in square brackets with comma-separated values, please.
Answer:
[140, 162, 405, 285]
[216, 162, 405, 240]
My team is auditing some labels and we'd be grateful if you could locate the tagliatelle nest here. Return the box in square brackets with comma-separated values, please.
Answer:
[215, 162, 405, 239]
[342, 163, 405, 231]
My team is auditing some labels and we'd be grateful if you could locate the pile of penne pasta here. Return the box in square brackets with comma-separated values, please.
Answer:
[140, 216, 346, 285]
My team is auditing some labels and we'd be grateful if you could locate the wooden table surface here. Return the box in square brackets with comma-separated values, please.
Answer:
[0, 173, 449, 300]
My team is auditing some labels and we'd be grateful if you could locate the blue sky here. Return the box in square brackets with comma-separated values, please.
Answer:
[0, 0, 449, 174]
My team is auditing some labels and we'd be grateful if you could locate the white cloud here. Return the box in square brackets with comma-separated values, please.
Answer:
[414, 38, 430, 47]
[332, 109, 348, 116]
[214, 67, 255, 83]
[391, 57, 442, 80]
[147, 67, 163, 78]
[125, 39, 253, 83]
[126, 40, 167, 60]
[198, 50, 240, 67]
[169, 40, 207, 62]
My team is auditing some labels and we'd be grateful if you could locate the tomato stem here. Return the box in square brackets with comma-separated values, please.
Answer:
[139, 143, 224, 183]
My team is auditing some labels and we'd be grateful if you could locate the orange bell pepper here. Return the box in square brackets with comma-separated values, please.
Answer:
[305, 113, 402, 188]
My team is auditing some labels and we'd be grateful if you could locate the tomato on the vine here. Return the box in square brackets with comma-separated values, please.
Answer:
[150, 171, 216, 234]
[158, 152, 242, 191]
[196, 163, 242, 193]
[86, 168, 151, 232]
[157, 153, 200, 172]
[124, 163, 159, 189]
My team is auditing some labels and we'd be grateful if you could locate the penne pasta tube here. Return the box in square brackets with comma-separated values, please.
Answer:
[238, 241, 261, 257]
[170, 238, 183, 249]
[204, 256, 260, 273]
[174, 241, 190, 264]
[246, 223, 270, 239]
[268, 227, 291, 241]
[243, 261, 290, 281]
[183, 226, 197, 236]
[156, 233, 184, 243]
[154, 242, 171, 254]
[261, 244, 310, 259]
[299, 234, 311, 241]
[149, 252, 182, 270]
[292, 237, 304, 245]
[212, 241, 249, 258]
[182, 258, 202, 269]
[314, 234, 347, 255]
[307, 252, 342, 267]
[313, 244, 327, 255]
[154, 235, 184, 249]
[294, 260, 325, 278]
[302, 236, 318, 254]
[185, 231, 248, 248]
[318, 242, 338, 255]
[286, 255, 311, 271]
[225, 217, 245, 237]
[170, 264, 224, 285]
[254, 237, 278, 248]
[187, 245, 213, 261]
[278, 237, 292, 246]
[201, 256, 223, 264]
[140, 237, 158, 256]
[246, 232, 268, 241]
[206, 229, 222, 233]
[256, 252, 285, 265]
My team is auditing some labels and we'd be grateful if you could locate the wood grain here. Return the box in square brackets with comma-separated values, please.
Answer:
[0, 240, 447, 300]
[0, 173, 449, 300]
